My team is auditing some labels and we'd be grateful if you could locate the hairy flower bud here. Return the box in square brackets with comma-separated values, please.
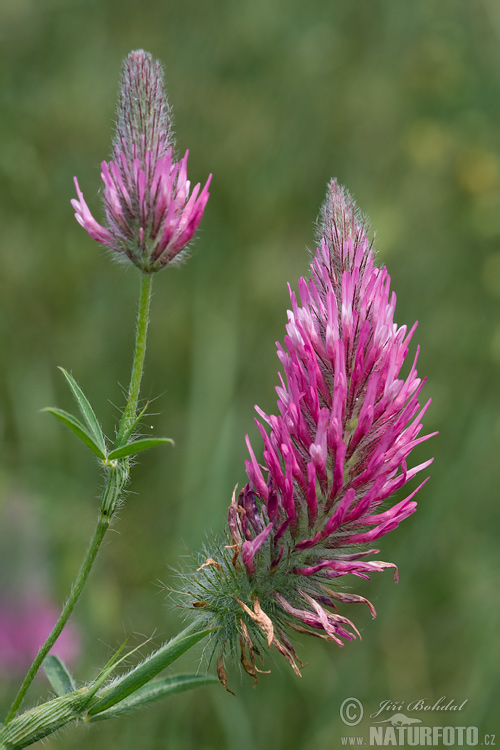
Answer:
[72, 50, 211, 272]
[185, 180, 435, 681]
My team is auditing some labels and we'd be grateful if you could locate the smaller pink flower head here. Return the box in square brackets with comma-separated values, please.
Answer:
[71, 50, 211, 273]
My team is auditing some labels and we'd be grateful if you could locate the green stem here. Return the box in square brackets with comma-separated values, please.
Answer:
[4, 511, 110, 724]
[0, 625, 215, 749]
[116, 272, 153, 446]
[4, 272, 154, 725]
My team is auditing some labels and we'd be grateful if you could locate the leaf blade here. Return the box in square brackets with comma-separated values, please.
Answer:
[87, 626, 214, 716]
[42, 407, 106, 459]
[89, 674, 218, 722]
[42, 655, 76, 697]
[58, 368, 107, 457]
[108, 437, 174, 460]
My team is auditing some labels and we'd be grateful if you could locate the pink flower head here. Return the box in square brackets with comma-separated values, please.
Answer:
[188, 180, 435, 680]
[72, 50, 211, 272]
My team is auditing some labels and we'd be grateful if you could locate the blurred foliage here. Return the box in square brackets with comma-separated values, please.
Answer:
[0, 0, 499, 747]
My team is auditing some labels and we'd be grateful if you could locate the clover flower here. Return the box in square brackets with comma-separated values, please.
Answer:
[186, 180, 435, 682]
[72, 50, 211, 272]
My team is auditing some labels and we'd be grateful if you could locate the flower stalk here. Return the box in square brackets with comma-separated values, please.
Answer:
[2, 47, 214, 747]
[4, 271, 150, 724]
[3, 513, 110, 725]
[116, 271, 153, 447]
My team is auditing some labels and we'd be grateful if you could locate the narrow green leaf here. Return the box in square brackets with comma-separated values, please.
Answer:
[42, 655, 76, 697]
[89, 673, 218, 722]
[108, 437, 174, 460]
[42, 408, 106, 459]
[58, 368, 107, 457]
[87, 626, 213, 716]
[78, 636, 137, 711]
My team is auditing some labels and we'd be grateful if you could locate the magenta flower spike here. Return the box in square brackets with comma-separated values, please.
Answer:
[188, 180, 435, 681]
[72, 50, 211, 273]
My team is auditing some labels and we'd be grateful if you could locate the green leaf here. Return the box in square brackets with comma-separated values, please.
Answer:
[42, 407, 107, 459]
[58, 368, 107, 457]
[89, 674, 218, 722]
[108, 437, 174, 460]
[42, 655, 76, 697]
[79, 636, 137, 711]
[87, 625, 214, 716]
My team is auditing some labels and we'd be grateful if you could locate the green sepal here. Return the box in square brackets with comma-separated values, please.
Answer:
[89, 673, 218, 722]
[58, 368, 107, 458]
[108, 437, 174, 460]
[42, 407, 107, 460]
[87, 626, 214, 717]
[42, 655, 76, 697]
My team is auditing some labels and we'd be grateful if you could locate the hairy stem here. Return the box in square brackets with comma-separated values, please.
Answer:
[116, 272, 153, 446]
[4, 511, 110, 724]
[4, 273, 154, 724]
[0, 624, 214, 749]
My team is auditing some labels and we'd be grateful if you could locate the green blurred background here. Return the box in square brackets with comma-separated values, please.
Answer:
[0, 0, 499, 747]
